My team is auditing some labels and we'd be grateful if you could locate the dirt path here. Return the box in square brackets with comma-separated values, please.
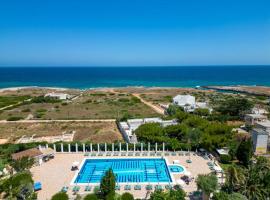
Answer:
[132, 93, 165, 115]
[0, 119, 116, 123]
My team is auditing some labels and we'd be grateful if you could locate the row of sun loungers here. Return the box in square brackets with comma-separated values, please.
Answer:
[83, 152, 192, 157]
[61, 184, 173, 193]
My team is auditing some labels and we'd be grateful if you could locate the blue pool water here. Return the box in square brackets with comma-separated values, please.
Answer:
[168, 165, 184, 173]
[74, 158, 172, 183]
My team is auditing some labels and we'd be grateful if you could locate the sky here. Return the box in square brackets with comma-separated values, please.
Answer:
[0, 0, 269, 66]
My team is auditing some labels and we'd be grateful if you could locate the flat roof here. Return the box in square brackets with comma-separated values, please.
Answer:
[256, 120, 270, 127]
[245, 114, 267, 118]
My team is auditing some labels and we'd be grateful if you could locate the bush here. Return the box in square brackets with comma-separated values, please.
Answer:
[21, 108, 31, 112]
[84, 194, 99, 200]
[7, 116, 23, 121]
[121, 192, 134, 200]
[51, 192, 68, 200]
[220, 154, 231, 164]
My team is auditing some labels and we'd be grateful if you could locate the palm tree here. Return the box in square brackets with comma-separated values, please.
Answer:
[225, 165, 244, 193]
[196, 174, 218, 200]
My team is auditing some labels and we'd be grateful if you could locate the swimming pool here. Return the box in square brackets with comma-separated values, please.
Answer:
[74, 158, 172, 184]
[168, 165, 184, 173]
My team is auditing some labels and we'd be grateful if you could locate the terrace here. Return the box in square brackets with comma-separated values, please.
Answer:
[30, 142, 221, 200]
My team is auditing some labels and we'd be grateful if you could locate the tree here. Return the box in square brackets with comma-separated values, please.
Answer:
[51, 192, 69, 200]
[194, 108, 210, 116]
[121, 192, 134, 200]
[10, 156, 35, 173]
[100, 169, 116, 198]
[84, 194, 99, 200]
[223, 165, 244, 193]
[149, 188, 185, 200]
[196, 174, 218, 200]
[0, 171, 34, 199]
[236, 139, 253, 167]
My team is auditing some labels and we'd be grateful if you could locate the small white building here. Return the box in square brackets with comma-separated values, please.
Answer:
[244, 114, 267, 126]
[251, 129, 269, 154]
[173, 95, 196, 112]
[255, 120, 270, 133]
[251, 107, 269, 115]
[45, 92, 71, 100]
[119, 117, 178, 143]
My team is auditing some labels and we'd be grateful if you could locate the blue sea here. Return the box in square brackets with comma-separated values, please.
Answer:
[0, 66, 270, 89]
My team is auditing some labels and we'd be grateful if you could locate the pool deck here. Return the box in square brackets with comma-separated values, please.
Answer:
[31, 153, 212, 200]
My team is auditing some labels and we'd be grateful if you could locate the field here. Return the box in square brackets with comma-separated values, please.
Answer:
[0, 89, 160, 120]
[0, 121, 122, 143]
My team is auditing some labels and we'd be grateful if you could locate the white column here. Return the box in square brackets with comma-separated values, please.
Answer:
[83, 143, 85, 152]
[105, 143, 107, 152]
[133, 143, 136, 152]
[112, 143, 114, 152]
[61, 143, 64, 153]
[53, 144, 56, 152]
[75, 143, 78, 153]
[141, 143, 143, 152]
[126, 143, 129, 152]
[162, 143, 165, 153]
[97, 143, 100, 152]
[148, 142, 150, 152]
[46, 144, 49, 149]
[119, 143, 122, 153]
[155, 143, 157, 153]
[90, 143, 93, 152]
[68, 144, 71, 153]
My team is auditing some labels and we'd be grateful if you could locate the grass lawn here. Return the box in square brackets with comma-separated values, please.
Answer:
[0, 95, 30, 108]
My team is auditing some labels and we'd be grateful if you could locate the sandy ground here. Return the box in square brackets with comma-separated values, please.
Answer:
[31, 152, 212, 200]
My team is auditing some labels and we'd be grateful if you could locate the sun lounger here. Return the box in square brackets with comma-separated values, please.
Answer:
[142, 152, 148, 156]
[115, 185, 120, 190]
[135, 152, 140, 156]
[72, 186, 80, 192]
[156, 152, 162, 156]
[34, 182, 42, 191]
[150, 152, 156, 156]
[128, 152, 133, 156]
[134, 185, 141, 190]
[98, 153, 103, 156]
[121, 152, 126, 156]
[91, 153, 96, 156]
[106, 152, 111, 156]
[165, 152, 170, 156]
[171, 152, 177, 156]
[61, 186, 68, 193]
[84, 153, 89, 156]
[165, 185, 172, 190]
[124, 185, 131, 190]
[155, 185, 163, 190]
[146, 185, 153, 190]
[113, 152, 119, 156]
[186, 159, 192, 163]
[84, 185, 91, 191]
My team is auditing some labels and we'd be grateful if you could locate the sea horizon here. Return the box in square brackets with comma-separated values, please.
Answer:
[0, 65, 270, 89]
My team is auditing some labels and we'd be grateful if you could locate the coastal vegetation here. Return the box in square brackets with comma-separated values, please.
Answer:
[0, 95, 30, 108]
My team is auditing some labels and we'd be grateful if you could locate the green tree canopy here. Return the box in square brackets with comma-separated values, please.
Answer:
[196, 174, 218, 197]
[84, 194, 99, 200]
[121, 192, 134, 200]
[236, 139, 253, 167]
[100, 168, 116, 198]
[51, 192, 69, 200]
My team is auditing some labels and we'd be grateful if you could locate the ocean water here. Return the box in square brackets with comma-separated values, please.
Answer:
[0, 66, 270, 89]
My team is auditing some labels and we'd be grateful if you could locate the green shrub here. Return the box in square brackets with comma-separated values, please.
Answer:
[84, 194, 99, 200]
[121, 192, 134, 200]
[51, 192, 68, 200]
[21, 108, 31, 112]
[61, 102, 68, 106]
[7, 116, 23, 121]
[220, 154, 231, 164]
